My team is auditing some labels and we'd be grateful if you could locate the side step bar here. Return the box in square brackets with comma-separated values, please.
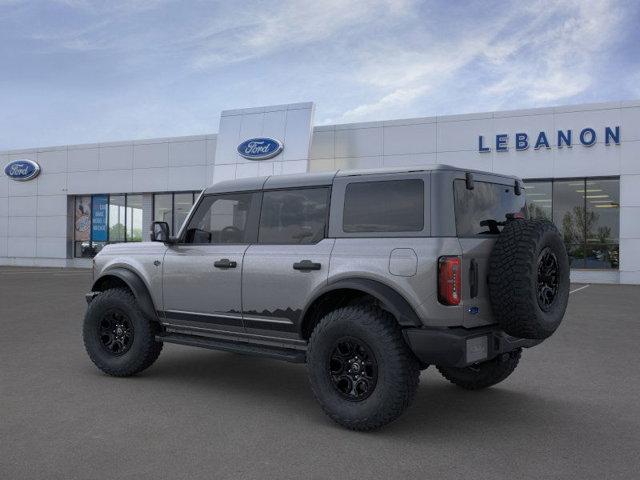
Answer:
[156, 332, 307, 363]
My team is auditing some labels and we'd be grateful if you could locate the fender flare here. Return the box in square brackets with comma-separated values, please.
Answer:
[301, 278, 422, 328]
[92, 267, 159, 322]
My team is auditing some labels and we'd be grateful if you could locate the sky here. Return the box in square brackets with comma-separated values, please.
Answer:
[1, 0, 639, 150]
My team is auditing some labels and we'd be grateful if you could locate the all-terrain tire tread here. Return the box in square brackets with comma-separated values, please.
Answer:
[83, 288, 163, 377]
[307, 304, 420, 431]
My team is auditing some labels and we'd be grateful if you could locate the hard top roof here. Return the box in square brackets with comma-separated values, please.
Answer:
[202, 165, 519, 194]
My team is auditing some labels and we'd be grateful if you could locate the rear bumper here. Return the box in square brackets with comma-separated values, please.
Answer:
[403, 325, 542, 368]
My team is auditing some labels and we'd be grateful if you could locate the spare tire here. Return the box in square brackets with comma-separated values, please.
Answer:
[488, 219, 569, 340]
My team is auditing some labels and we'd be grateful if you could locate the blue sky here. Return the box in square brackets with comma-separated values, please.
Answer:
[1, 0, 639, 150]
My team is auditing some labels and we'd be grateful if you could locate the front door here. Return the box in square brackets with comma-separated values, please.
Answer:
[161, 191, 260, 334]
[242, 187, 333, 341]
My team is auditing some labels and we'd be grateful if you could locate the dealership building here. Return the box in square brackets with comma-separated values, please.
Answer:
[1, 100, 639, 284]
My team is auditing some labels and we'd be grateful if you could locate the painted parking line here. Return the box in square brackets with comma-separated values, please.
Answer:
[570, 284, 590, 294]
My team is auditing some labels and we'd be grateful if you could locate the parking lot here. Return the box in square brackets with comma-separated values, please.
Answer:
[1, 267, 639, 480]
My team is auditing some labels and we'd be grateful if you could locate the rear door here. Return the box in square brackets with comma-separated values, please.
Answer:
[241, 187, 333, 342]
[453, 178, 526, 328]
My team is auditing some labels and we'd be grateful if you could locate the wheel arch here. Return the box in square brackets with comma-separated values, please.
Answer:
[92, 267, 159, 322]
[299, 278, 422, 340]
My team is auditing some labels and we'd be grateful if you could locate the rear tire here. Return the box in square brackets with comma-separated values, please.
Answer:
[307, 305, 420, 431]
[83, 288, 163, 377]
[437, 349, 521, 390]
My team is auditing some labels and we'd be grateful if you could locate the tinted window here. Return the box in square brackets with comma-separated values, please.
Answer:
[343, 179, 424, 233]
[258, 188, 329, 244]
[454, 180, 526, 236]
[184, 193, 254, 244]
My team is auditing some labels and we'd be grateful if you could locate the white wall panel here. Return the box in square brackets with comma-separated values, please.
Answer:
[133, 167, 169, 192]
[383, 123, 436, 155]
[335, 128, 382, 158]
[0, 236, 6, 257]
[620, 206, 640, 238]
[0, 198, 7, 217]
[37, 215, 67, 237]
[215, 113, 243, 165]
[438, 118, 494, 152]
[8, 217, 36, 237]
[167, 166, 206, 191]
[99, 144, 133, 170]
[438, 150, 492, 173]
[169, 140, 206, 167]
[620, 175, 640, 206]
[37, 172, 67, 195]
[282, 106, 315, 162]
[236, 162, 260, 178]
[134, 142, 169, 169]
[7, 237, 36, 257]
[37, 195, 68, 217]
[383, 153, 437, 168]
[262, 110, 286, 144]
[37, 149, 67, 173]
[8, 178, 37, 196]
[620, 107, 640, 142]
[0, 215, 7, 236]
[36, 237, 67, 258]
[67, 171, 102, 195]
[334, 156, 382, 170]
[68, 147, 99, 171]
[310, 130, 334, 159]
[620, 140, 640, 175]
[553, 143, 620, 178]
[8, 195, 36, 217]
[98, 169, 133, 193]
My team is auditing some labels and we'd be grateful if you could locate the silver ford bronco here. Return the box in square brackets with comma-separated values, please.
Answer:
[83, 165, 570, 430]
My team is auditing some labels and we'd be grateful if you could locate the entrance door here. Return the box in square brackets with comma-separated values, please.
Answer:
[162, 191, 260, 334]
[242, 187, 333, 341]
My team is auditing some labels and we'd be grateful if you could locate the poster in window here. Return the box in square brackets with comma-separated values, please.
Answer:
[92, 195, 108, 242]
[75, 196, 91, 241]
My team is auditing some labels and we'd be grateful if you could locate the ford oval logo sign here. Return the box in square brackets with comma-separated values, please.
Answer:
[4, 159, 41, 181]
[237, 137, 283, 160]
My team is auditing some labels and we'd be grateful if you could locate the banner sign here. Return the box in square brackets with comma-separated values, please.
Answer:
[91, 195, 109, 242]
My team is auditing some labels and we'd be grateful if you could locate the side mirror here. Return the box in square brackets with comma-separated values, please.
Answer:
[150, 221, 170, 242]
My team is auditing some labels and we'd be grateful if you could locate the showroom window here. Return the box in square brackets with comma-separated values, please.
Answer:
[153, 191, 200, 235]
[74, 193, 145, 258]
[524, 178, 619, 270]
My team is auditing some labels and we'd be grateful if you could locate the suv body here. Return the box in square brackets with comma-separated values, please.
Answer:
[86, 165, 567, 430]
[90, 165, 535, 368]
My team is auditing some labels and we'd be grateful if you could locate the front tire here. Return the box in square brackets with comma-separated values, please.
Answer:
[437, 348, 521, 390]
[83, 288, 163, 377]
[307, 305, 420, 431]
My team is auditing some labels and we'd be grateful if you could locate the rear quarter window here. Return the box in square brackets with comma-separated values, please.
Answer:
[343, 179, 424, 233]
[454, 179, 526, 236]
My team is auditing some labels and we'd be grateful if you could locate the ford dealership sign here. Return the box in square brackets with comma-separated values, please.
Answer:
[4, 159, 41, 181]
[478, 126, 620, 152]
[237, 138, 283, 160]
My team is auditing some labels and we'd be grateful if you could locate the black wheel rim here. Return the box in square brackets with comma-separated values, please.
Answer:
[98, 310, 134, 356]
[537, 247, 559, 311]
[328, 337, 378, 401]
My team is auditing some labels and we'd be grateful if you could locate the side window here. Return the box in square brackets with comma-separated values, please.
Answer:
[453, 180, 526, 236]
[258, 188, 329, 244]
[184, 193, 254, 244]
[343, 179, 424, 232]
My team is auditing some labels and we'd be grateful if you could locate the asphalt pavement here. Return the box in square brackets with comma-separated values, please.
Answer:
[1, 267, 639, 480]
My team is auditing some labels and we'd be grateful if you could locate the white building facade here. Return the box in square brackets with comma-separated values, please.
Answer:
[1, 100, 639, 284]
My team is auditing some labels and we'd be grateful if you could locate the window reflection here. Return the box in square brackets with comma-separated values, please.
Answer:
[524, 178, 620, 270]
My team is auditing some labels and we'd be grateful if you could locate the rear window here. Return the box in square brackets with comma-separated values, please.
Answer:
[454, 180, 526, 236]
[343, 179, 424, 233]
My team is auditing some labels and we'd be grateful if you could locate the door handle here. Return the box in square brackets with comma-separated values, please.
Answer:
[214, 258, 237, 269]
[293, 260, 321, 271]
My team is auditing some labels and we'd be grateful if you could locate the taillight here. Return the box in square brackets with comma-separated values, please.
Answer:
[438, 256, 461, 305]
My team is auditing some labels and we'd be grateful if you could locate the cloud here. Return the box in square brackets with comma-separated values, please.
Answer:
[334, 0, 626, 122]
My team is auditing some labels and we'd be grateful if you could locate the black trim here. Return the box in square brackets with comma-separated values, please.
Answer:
[301, 278, 422, 330]
[162, 310, 243, 328]
[92, 268, 158, 322]
[157, 332, 306, 363]
[403, 326, 542, 368]
[242, 317, 297, 333]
